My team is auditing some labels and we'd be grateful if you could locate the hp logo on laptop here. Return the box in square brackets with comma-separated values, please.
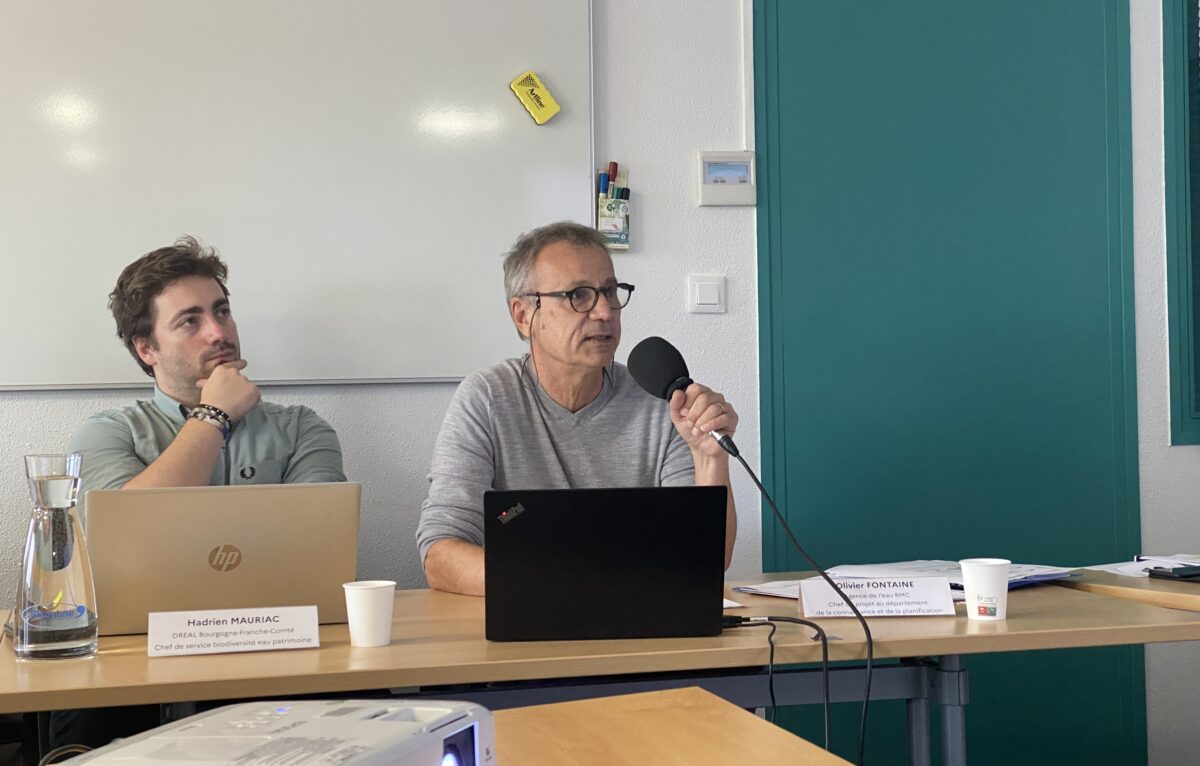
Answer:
[208, 544, 243, 572]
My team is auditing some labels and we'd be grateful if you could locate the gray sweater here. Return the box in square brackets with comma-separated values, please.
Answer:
[416, 357, 695, 559]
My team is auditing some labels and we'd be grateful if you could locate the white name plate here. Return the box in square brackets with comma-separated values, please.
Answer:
[800, 576, 955, 618]
[148, 605, 320, 657]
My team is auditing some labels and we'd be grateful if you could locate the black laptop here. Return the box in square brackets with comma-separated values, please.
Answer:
[483, 486, 727, 641]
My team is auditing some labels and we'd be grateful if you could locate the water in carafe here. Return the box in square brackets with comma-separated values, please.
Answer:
[13, 454, 98, 659]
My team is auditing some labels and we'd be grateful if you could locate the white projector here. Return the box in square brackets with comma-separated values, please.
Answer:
[71, 699, 495, 766]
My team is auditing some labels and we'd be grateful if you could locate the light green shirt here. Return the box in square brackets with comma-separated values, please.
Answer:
[69, 387, 346, 519]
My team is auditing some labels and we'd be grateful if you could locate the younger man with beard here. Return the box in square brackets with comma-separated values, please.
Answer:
[58, 236, 345, 749]
[70, 235, 345, 506]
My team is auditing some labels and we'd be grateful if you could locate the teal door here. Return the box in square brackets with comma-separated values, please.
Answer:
[755, 1, 1141, 764]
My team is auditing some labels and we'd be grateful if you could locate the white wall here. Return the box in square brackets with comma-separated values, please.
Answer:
[0, 0, 762, 603]
[593, 0, 761, 579]
[1130, 1, 1200, 762]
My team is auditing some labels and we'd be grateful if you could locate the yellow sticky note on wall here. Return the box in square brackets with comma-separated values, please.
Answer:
[510, 70, 561, 125]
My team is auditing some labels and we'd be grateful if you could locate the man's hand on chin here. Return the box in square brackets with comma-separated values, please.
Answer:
[196, 359, 261, 422]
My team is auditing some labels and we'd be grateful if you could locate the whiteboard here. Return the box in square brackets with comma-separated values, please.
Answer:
[0, 0, 593, 388]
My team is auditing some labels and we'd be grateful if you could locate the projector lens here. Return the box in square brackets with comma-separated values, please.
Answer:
[442, 723, 476, 766]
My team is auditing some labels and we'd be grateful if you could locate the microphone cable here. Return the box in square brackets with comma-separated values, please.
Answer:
[724, 617, 777, 715]
[624, 335, 871, 762]
[732, 451, 874, 766]
[723, 614, 831, 749]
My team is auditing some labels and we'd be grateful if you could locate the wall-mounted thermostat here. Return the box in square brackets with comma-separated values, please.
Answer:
[698, 151, 756, 206]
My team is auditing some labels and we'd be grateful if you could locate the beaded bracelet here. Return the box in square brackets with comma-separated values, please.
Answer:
[188, 404, 232, 438]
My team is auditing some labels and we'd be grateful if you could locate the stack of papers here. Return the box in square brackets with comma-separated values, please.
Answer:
[733, 560, 1077, 601]
[732, 581, 801, 599]
[1083, 554, 1200, 578]
[827, 560, 1076, 589]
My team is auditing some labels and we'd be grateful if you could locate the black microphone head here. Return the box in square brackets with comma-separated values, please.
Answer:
[628, 336, 693, 400]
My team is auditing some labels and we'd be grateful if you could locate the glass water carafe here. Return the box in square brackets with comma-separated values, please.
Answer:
[13, 453, 98, 659]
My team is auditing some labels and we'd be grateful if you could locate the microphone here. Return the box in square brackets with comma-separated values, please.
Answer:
[627, 336, 739, 457]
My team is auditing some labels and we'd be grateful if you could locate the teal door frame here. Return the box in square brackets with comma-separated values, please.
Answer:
[753, 1, 1143, 763]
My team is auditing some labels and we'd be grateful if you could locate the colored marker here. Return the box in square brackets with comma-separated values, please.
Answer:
[599, 172, 609, 195]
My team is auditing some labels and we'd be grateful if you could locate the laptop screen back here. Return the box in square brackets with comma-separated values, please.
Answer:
[484, 485, 726, 641]
[86, 482, 360, 635]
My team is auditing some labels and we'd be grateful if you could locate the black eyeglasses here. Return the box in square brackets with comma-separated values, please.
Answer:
[522, 282, 635, 313]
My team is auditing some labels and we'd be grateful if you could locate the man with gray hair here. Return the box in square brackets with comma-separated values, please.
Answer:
[416, 221, 738, 596]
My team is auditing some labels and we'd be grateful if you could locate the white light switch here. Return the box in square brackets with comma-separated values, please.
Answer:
[687, 275, 726, 314]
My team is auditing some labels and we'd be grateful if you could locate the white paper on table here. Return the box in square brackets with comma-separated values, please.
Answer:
[1137, 554, 1200, 567]
[731, 580, 800, 599]
[723, 598, 744, 609]
[826, 560, 1075, 588]
[734, 560, 1075, 603]
[1083, 561, 1157, 577]
[1084, 554, 1200, 578]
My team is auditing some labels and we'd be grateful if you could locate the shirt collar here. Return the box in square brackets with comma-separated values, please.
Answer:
[153, 386, 190, 426]
[523, 356, 616, 423]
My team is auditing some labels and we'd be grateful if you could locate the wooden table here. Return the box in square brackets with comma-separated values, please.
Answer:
[1053, 569, 1200, 611]
[495, 687, 852, 765]
[4, 582, 1197, 713]
[4, 580, 1200, 766]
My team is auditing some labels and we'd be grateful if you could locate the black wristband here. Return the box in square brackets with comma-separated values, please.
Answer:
[195, 403, 232, 423]
[188, 404, 232, 438]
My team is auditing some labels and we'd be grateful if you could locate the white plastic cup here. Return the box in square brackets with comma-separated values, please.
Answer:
[959, 558, 1011, 621]
[343, 580, 396, 647]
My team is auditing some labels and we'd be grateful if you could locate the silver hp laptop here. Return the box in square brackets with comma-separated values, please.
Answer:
[85, 483, 361, 636]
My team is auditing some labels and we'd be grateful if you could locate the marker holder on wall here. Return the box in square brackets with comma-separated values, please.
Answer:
[597, 196, 630, 250]
[596, 164, 630, 250]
